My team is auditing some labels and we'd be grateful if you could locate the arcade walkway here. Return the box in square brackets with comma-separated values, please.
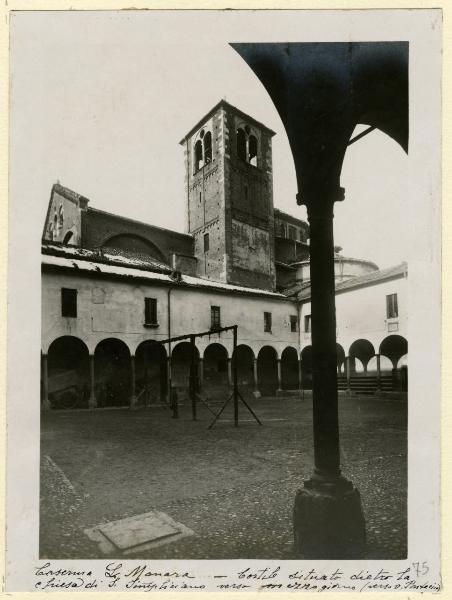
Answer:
[40, 395, 407, 560]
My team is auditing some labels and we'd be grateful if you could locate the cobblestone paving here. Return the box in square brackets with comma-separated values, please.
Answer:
[40, 395, 407, 559]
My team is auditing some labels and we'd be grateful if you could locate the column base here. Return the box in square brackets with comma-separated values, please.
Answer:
[42, 398, 52, 411]
[252, 390, 261, 399]
[293, 475, 366, 559]
[88, 395, 97, 409]
[129, 396, 138, 410]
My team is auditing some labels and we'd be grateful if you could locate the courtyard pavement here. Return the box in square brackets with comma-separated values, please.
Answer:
[40, 394, 407, 560]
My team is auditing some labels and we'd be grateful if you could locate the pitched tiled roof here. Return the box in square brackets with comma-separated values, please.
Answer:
[42, 242, 172, 274]
[297, 262, 407, 301]
[42, 244, 287, 300]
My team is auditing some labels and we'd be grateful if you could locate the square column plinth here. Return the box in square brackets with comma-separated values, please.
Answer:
[293, 477, 366, 559]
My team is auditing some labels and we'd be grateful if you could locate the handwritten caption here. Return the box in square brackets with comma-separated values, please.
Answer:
[34, 561, 440, 593]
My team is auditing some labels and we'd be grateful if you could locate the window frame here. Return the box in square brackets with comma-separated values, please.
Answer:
[386, 293, 398, 319]
[304, 314, 311, 333]
[203, 232, 210, 253]
[290, 315, 298, 333]
[211, 305, 221, 330]
[144, 297, 158, 327]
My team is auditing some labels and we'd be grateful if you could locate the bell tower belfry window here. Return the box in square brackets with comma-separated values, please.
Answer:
[193, 127, 213, 174]
[236, 124, 259, 166]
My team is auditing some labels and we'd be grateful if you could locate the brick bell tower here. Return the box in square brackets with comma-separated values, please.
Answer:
[180, 100, 276, 291]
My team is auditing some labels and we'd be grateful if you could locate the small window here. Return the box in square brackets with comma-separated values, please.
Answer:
[204, 232, 210, 253]
[194, 139, 203, 172]
[304, 315, 311, 333]
[264, 311, 272, 333]
[63, 231, 73, 245]
[290, 315, 298, 332]
[211, 306, 221, 330]
[61, 288, 77, 318]
[203, 131, 212, 164]
[237, 128, 247, 161]
[145, 297, 158, 326]
[237, 127, 259, 166]
[249, 134, 258, 166]
[386, 293, 398, 318]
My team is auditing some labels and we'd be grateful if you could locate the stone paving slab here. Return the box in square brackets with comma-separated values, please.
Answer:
[85, 511, 194, 555]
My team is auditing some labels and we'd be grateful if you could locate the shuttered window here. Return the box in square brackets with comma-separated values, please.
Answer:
[145, 297, 158, 325]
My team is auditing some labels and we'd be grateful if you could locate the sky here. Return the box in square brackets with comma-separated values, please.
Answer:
[10, 10, 411, 269]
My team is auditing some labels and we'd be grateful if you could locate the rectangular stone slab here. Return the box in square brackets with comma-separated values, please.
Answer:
[98, 512, 181, 550]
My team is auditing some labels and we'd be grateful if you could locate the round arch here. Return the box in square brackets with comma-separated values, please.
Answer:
[349, 339, 375, 372]
[379, 335, 408, 368]
[135, 341, 168, 406]
[94, 338, 131, 407]
[46, 336, 90, 409]
[203, 343, 229, 397]
[257, 346, 278, 396]
[102, 233, 167, 264]
[232, 344, 255, 389]
[281, 346, 299, 390]
[171, 341, 200, 393]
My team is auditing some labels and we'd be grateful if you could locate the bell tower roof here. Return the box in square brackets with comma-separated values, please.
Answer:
[179, 99, 276, 144]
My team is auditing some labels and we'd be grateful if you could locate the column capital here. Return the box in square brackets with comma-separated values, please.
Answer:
[297, 186, 345, 220]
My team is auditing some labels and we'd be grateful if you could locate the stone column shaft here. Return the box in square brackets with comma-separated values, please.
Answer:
[198, 358, 204, 389]
[308, 203, 341, 478]
[89, 354, 97, 408]
[253, 358, 258, 392]
[345, 356, 351, 391]
[298, 359, 302, 391]
[277, 358, 282, 391]
[130, 355, 137, 407]
[376, 353, 381, 391]
[41, 354, 51, 410]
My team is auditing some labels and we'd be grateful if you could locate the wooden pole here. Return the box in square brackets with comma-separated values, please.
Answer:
[233, 325, 238, 427]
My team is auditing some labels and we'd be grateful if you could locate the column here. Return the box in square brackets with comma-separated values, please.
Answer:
[293, 188, 365, 559]
[305, 199, 341, 477]
[130, 355, 137, 408]
[345, 356, 351, 391]
[89, 354, 97, 408]
[277, 358, 282, 392]
[41, 354, 51, 410]
[167, 355, 172, 402]
[227, 358, 232, 386]
[376, 354, 381, 391]
[298, 359, 302, 392]
[253, 358, 261, 398]
[198, 358, 204, 390]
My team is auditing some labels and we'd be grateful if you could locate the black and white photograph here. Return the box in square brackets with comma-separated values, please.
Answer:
[6, 8, 441, 592]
